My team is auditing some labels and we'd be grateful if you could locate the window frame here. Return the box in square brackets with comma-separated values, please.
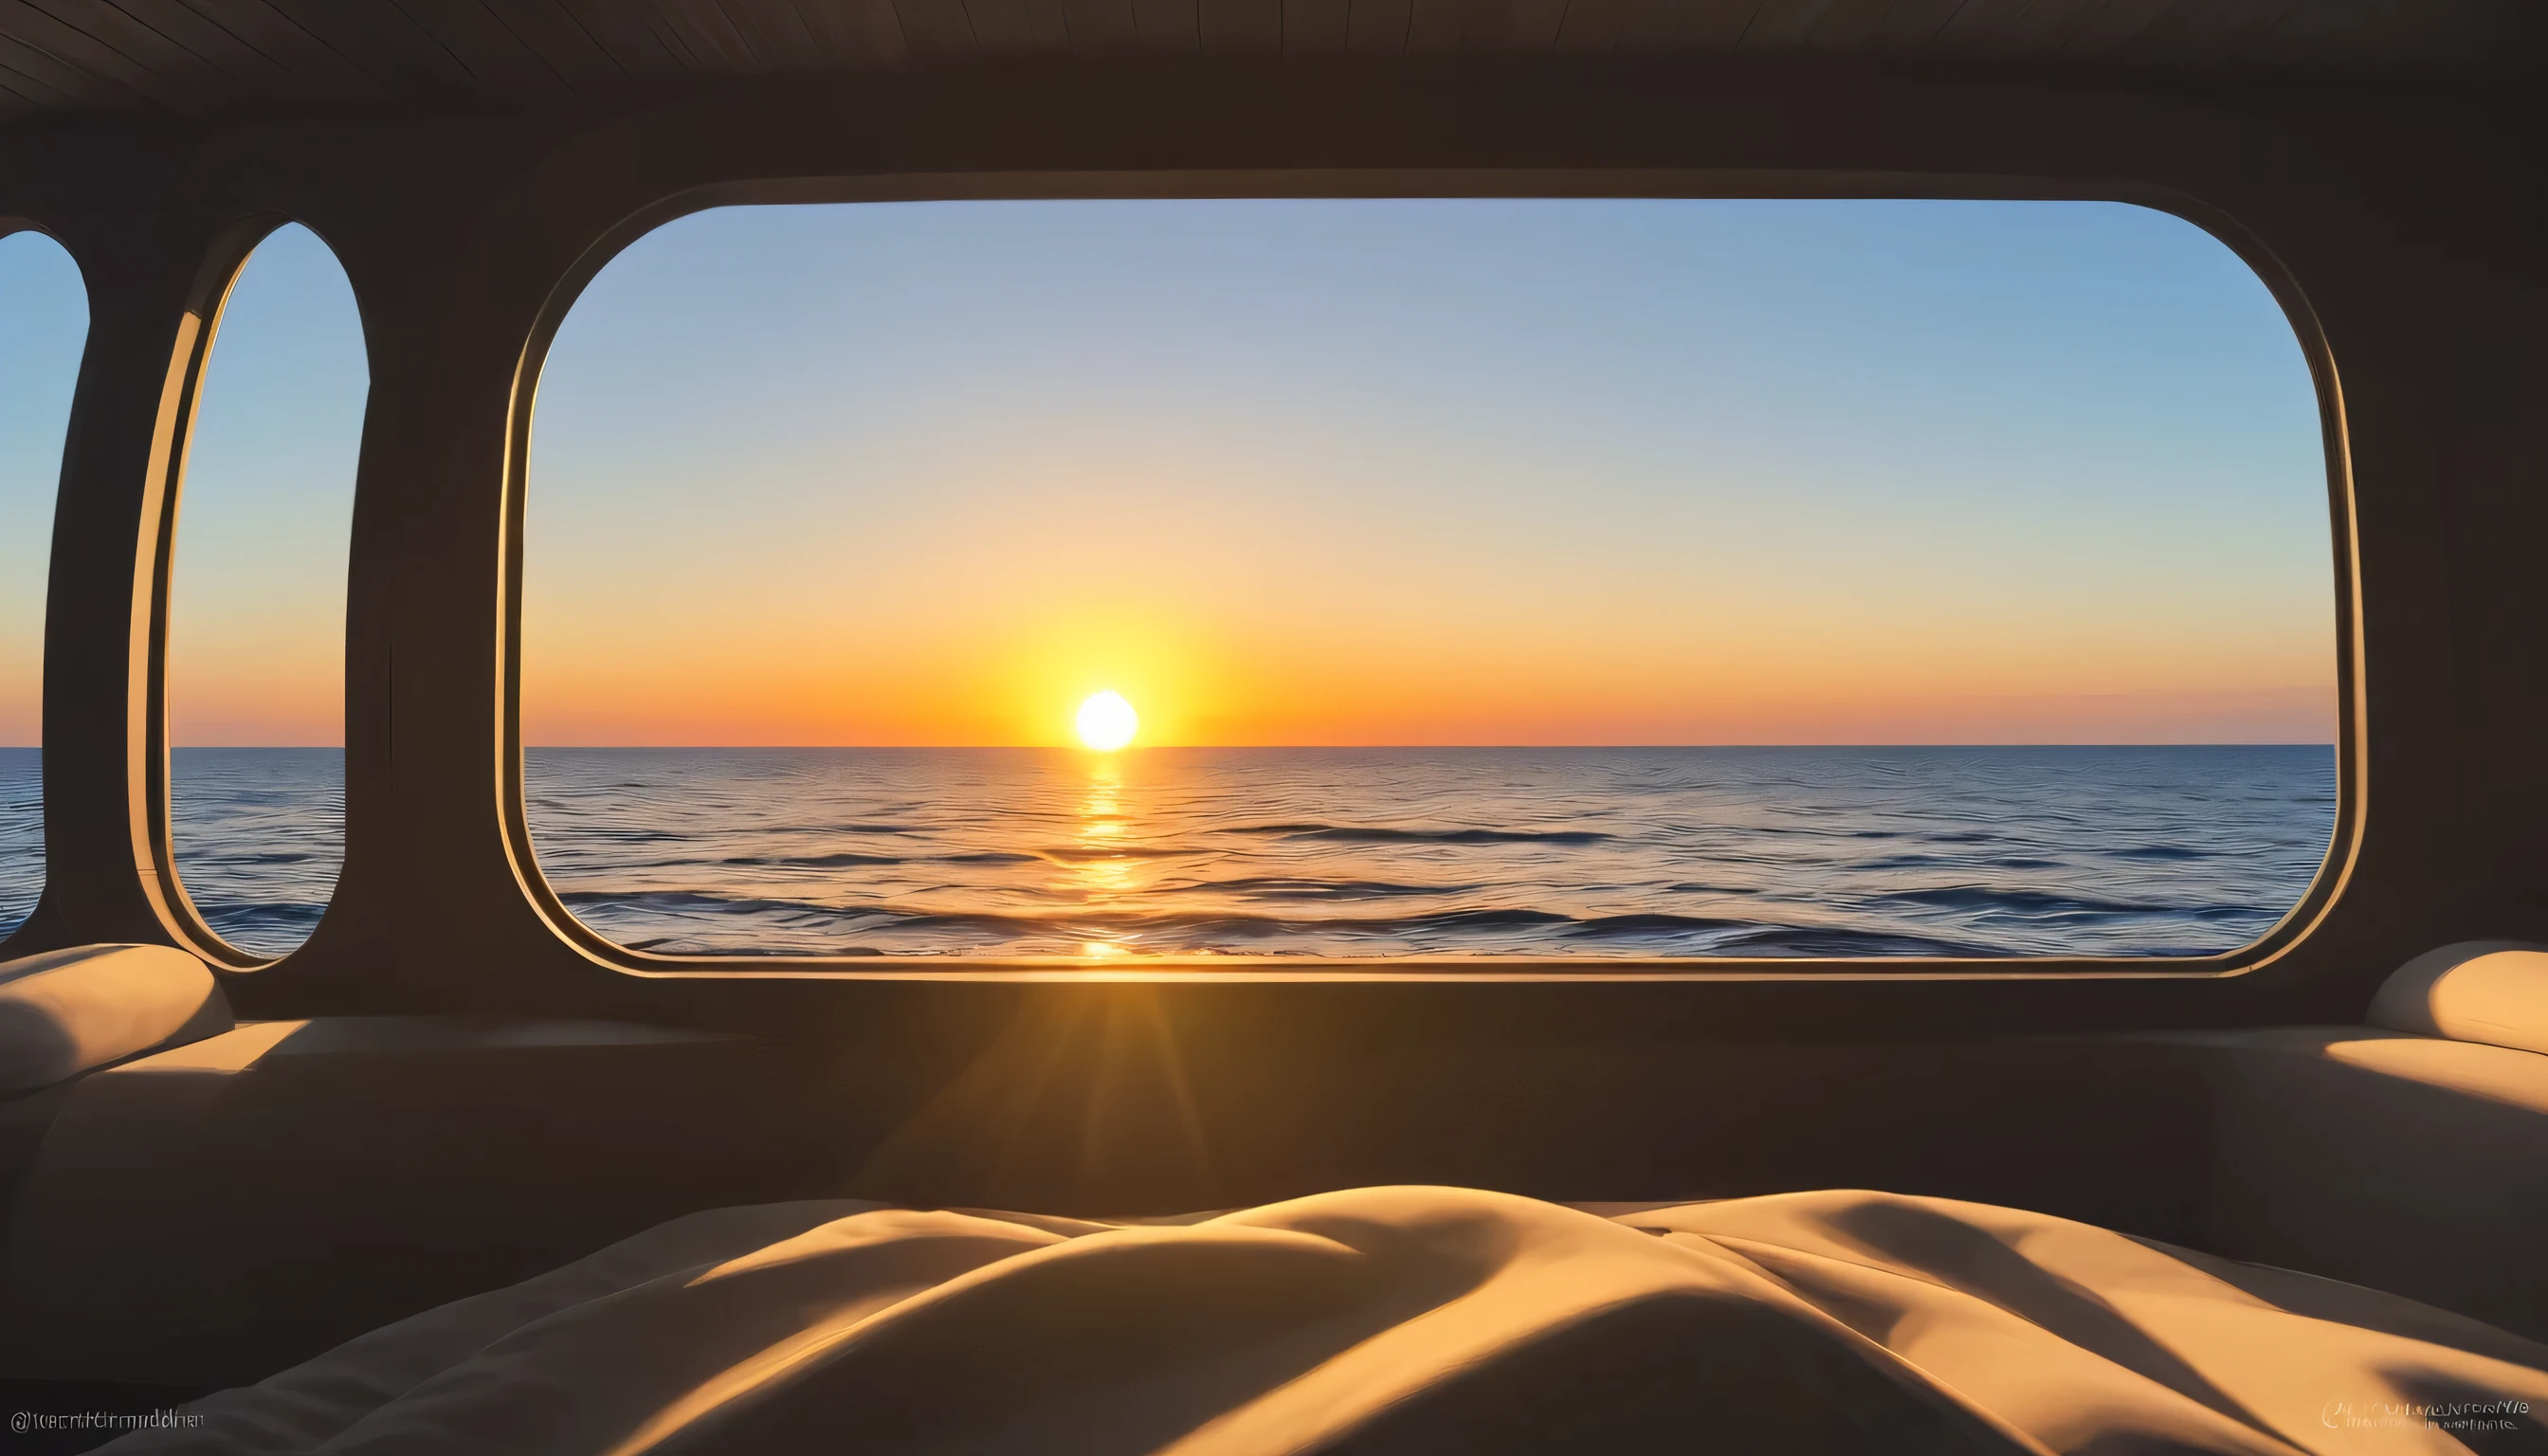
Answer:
[0, 218, 86, 954]
[137, 214, 358, 971]
[496, 172, 2363, 983]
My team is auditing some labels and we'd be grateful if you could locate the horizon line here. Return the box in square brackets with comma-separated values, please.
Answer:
[41, 740, 2349, 752]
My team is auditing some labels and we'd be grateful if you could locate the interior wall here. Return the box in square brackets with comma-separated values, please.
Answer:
[0, 1013, 2213, 1387]
[10, 1005, 2543, 1389]
[0, 67, 2539, 1198]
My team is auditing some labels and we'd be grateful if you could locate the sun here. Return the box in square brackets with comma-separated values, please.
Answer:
[1075, 690, 1139, 752]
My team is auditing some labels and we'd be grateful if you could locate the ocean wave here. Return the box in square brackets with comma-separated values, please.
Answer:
[562, 888, 1801, 950]
[1710, 927, 2001, 956]
[1223, 823, 1611, 846]
[1170, 876, 1480, 901]
[107, 747, 2340, 962]
[1858, 853, 2065, 872]
[559, 888, 2025, 959]
[199, 901, 329, 954]
[1873, 885, 2230, 920]
[1035, 846, 1208, 863]
[722, 852, 906, 868]
[560, 888, 856, 919]
[561, 889, 1556, 930]
[1563, 913, 1756, 937]
[558, 828, 697, 845]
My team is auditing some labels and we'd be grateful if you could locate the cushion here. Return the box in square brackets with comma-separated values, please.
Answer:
[0, 944, 230, 1098]
[100, 1187, 2548, 1454]
[2370, 940, 2548, 1057]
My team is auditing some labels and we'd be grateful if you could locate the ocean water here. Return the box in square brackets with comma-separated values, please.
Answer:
[0, 746, 2338, 961]
[0, 748, 347, 958]
[0, 749, 32, 940]
[527, 746, 2335, 959]
[169, 748, 347, 956]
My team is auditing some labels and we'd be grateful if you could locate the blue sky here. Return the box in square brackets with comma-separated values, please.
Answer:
[163, 224, 366, 744]
[524, 198, 2334, 745]
[3, 199, 2333, 748]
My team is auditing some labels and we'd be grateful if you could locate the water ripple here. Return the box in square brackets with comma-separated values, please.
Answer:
[0, 747, 2338, 961]
[519, 746, 2337, 960]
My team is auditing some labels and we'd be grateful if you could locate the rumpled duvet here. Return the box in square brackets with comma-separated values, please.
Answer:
[107, 1188, 2548, 1454]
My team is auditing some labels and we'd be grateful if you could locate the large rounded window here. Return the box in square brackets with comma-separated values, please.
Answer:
[519, 198, 2339, 966]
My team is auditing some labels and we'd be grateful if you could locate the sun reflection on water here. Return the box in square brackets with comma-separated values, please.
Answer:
[1073, 755, 1136, 955]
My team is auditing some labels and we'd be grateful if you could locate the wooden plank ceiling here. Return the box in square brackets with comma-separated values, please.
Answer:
[0, 0, 2539, 131]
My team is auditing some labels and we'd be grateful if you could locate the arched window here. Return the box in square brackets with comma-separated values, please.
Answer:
[165, 224, 365, 960]
[521, 198, 2337, 966]
[0, 229, 85, 944]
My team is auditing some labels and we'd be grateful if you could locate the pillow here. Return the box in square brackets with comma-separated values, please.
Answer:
[2369, 941, 2548, 1058]
[0, 944, 232, 1097]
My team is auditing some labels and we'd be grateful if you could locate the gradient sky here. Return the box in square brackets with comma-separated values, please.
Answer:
[166, 224, 366, 746]
[526, 198, 2334, 746]
[1, 229, 84, 747]
[2, 200, 2335, 749]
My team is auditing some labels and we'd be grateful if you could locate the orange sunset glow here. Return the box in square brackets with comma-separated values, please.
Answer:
[514, 566, 2332, 747]
[501, 199, 2334, 752]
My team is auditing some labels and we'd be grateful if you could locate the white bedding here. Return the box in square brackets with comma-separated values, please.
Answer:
[104, 1187, 2548, 1454]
